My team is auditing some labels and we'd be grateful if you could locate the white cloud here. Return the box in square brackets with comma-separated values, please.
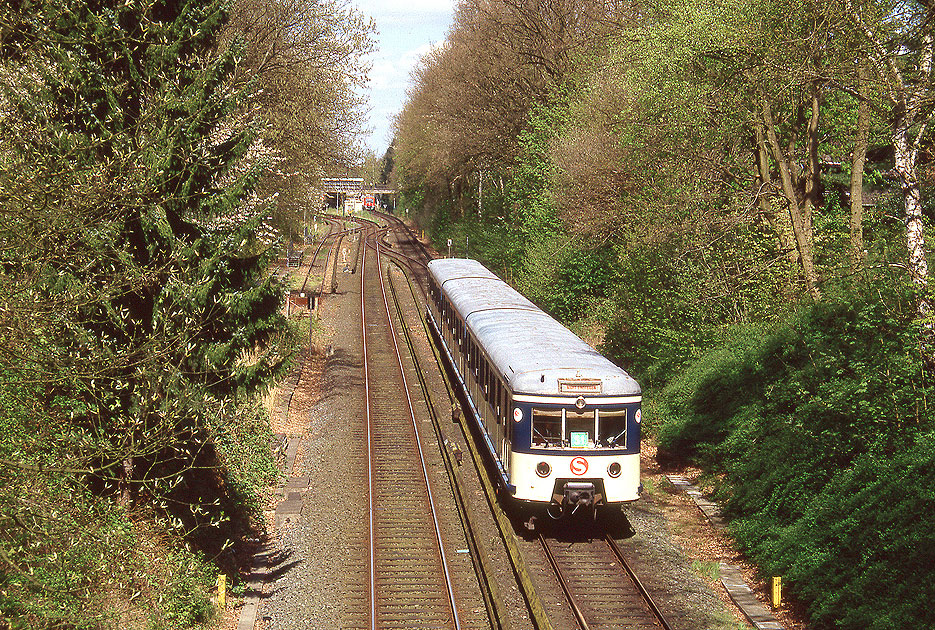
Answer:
[351, 3, 455, 152]
[369, 41, 440, 91]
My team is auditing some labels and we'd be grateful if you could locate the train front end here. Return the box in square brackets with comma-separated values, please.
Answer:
[508, 374, 641, 519]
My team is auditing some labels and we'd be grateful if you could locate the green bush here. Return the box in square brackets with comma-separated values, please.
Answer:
[764, 433, 935, 629]
[0, 373, 226, 630]
[601, 220, 789, 391]
[654, 282, 932, 629]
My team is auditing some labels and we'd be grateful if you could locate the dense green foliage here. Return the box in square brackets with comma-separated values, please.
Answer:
[653, 282, 933, 629]
[0, 0, 291, 626]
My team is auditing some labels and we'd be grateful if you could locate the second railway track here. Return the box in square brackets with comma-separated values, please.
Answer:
[356, 224, 489, 630]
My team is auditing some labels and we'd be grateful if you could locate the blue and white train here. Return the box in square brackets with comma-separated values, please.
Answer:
[426, 258, 642, 520]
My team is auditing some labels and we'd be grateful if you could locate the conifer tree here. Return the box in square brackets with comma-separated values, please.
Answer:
[0, 0, 290, 621]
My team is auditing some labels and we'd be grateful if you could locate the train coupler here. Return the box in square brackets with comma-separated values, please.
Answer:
[549, 481, 603, 518]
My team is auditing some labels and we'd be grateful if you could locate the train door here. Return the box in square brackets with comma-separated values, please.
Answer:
[498, 381, 510, 468]
[488, 368, 501, 452]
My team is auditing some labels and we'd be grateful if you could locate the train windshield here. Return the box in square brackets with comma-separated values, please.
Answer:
[597, 409, 627, 448]
[531, 407, 628, 449]
[531, 408, 562, 447]
[565, 409, 594, 447]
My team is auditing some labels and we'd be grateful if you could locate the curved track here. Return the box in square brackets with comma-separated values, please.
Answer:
[299, 216, 343, 295]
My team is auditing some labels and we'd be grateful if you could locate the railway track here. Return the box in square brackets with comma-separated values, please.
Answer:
[512, 521, 672, 630]
[356, 224, 480, 630]
[298, 216, 342, 295]
[337, 214, 676, 630]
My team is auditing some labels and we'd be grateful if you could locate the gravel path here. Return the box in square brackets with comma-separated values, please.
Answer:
[259, 252, 366, 630]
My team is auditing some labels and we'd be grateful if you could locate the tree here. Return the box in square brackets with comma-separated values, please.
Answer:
[224, 0, 376, 233]
[0, 0, 290, 623]
[394, 0, 633, 215]
[847, 0, 934, 316]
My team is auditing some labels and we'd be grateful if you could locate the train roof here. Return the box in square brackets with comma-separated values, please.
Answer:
[428, 258, 641, 397]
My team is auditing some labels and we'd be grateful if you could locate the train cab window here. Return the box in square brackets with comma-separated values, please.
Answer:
[597, 410, 627, 448]
[531, 409, 562, 448]
[565, 409, 596, 447]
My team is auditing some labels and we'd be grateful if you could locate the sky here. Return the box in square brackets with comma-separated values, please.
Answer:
[352, 1, 456, 156]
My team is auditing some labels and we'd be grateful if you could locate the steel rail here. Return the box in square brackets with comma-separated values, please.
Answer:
[298, 218, 340, 294]
[605, 535, 674, 630]
[384, 257, 505, 630]
[373, 233, 461, 630]
[360, 225, 377, 630]
[539, 534, 592, 630]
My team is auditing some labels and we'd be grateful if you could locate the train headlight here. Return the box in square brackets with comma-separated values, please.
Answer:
[607, 462, 622, 478]
[536, 461, 551, 477]
[575, 396, 586, 409]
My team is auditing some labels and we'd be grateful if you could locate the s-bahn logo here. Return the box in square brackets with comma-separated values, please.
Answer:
[569, 457, 588, 476]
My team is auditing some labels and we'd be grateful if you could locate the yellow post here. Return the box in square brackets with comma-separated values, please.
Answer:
[217, 574, 227, 609]
[771, 576, 782, 608]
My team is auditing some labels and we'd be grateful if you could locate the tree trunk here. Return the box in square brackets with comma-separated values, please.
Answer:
[803, 82, 821, 252]
[762, 96, 822, 301]
[849, 64, 871, 273]
[893, 120, 930, 301]
[119, 455, 134, 507]
[754, 121, 799, 269]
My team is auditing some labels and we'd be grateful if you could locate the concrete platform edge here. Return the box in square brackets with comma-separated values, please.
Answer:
[665, 474, 784, 630]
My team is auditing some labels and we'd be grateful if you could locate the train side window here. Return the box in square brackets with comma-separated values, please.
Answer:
[566, 409, 596, 447]
[597, 410, 627, 448]
[531, 409, 562, 448]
